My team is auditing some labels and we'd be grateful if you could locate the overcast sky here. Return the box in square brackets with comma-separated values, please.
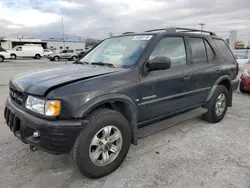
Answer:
[0, 0, 249, 42]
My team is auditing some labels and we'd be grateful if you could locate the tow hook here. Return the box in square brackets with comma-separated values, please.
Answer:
[30, 145, 39, 152]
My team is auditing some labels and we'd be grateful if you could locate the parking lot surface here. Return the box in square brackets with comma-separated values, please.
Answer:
[1, 59, 250, 188]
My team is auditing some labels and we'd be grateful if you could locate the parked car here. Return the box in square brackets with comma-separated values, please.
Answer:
[240, 69, 250, 93]
[43, 49, 53, 57]
[235, 54, 249, 69]
[9, 45, 44, 59]
[46, 49, 78, 61]
[75, 49, 85, 54]
[0, 51, 11, 62]
[4, 27, 239, 179]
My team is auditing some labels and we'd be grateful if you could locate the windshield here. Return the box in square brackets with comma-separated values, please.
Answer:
[78, 35, 153, 68]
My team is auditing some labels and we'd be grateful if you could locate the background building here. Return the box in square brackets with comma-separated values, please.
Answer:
[229, 30, 237, 50]
[235, 40, 245, 49]
[0, 37, 86, 51]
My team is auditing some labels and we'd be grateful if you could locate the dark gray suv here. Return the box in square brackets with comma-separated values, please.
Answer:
[4, 27, 239, 179]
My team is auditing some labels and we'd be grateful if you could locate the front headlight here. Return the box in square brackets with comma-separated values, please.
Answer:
[25, 96, 61, 116]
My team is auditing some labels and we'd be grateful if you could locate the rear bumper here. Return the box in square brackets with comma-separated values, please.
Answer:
[4, 97, 88, 154]
[231, 79, 240, 91]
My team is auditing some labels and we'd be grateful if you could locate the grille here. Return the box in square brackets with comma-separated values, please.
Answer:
[4, 107, 21, 133]
[9, 88, 25, 106]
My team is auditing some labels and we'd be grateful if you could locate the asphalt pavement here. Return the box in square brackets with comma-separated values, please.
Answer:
[0, 59, 250, 188]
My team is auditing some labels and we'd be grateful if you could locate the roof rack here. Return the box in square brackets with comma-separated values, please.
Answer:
[145, 27, 216, 36]
[122, 32, 135, 35]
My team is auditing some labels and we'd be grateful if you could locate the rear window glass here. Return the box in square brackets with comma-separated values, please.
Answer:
[213, 39, 235, 61]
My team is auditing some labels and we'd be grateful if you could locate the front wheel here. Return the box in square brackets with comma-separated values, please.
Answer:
[203, 85, 228, 123]
[53, 56, 59, 61]
[71, 109, 131, 179]
[72, 56, 78, 61]
[11, 54, 16, 59]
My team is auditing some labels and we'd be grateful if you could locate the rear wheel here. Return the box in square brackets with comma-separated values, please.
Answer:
[240, 81, 246, 93]
[71, 109, 131, 179]
[203, 85, 228, 123]
[0, 56, 4, 62]
[35, 54, 41, 59]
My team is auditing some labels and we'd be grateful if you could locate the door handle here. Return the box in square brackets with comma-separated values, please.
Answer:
[184, 75, 191, 80]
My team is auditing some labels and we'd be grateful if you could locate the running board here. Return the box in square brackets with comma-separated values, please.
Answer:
[137, 107, 208, 139]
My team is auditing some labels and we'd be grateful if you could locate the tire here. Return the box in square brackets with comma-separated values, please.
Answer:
[0, 56, 4, 62]
[53, 56, 59, 61]
[35, 54, 41, 59]
[72, 56, 78, 61]
[71, 108, 131, 179]
[240, 82, 246, 93]
[11, 54, 16, 59]
[203, 85, 228, 123]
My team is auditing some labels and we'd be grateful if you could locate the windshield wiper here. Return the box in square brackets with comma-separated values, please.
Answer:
[73, 61, 89, 65]
[91, 62, 115, 68]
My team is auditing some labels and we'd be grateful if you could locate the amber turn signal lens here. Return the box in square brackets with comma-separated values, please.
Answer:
[45, 100, 61, 116]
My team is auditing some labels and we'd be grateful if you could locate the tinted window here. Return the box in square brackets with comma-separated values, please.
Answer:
[149, 37, 186, 67]
[68, 50, 74, 53]
[213, 39, 235, 61]
[189, 38, 207, 63]
[204, 40, 215, 61]
[44, 49, 49, 52]
[16, 47, 22, 51]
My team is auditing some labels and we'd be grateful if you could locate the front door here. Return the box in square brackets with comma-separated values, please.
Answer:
[139, 36, 193, 122]
[15, 46, 23, 57]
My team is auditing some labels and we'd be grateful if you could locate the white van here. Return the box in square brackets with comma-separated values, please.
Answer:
[9, 44, 44, 59]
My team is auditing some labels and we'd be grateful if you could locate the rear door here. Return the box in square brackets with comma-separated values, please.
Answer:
[188, 37, 221, 105]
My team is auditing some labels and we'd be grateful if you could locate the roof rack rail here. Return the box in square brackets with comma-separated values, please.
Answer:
[122, 32, 135, 34]
[145, 27, 216, 36]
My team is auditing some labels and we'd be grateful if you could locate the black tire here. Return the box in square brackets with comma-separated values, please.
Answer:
[203, 85, 228, 123]
[35, 54, 41, 59]
[72, 56, 78, 61]
[240, 81, 246, 93]
[11, 54, 16, 59]
[71, 108, 131, 179]
[0, 56, 4, 62]
[53, 56, 59, 61]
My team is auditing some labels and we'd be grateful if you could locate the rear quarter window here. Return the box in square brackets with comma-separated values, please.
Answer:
[213, 39, 235, 61]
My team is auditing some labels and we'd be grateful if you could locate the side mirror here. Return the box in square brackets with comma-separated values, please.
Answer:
[148, 56, 171, 71]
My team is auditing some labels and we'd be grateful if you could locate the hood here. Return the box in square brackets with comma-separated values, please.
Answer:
[10, 64, 122, 96]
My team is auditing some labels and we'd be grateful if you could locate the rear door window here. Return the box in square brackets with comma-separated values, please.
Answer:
[213, 39, 235, 61]
[189, 38, 207, 64]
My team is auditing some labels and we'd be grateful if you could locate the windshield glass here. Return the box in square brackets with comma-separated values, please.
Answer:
[78, 35, 153, 68]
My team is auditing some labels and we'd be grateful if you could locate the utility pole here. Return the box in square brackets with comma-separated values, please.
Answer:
[198, 23, 205, 33]
[61, 16, 67, 64]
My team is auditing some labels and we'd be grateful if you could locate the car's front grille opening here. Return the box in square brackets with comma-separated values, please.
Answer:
[5, 107, 21, 133]
[9, 88, 25, 106]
